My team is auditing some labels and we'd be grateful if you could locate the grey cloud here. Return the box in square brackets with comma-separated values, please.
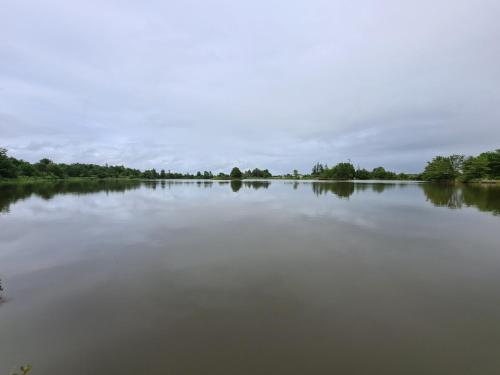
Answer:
[1, 0, 499, 174]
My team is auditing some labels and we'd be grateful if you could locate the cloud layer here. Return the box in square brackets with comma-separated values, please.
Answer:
[1, 0, 499, 173]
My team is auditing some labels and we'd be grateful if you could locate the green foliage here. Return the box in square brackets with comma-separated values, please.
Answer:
[486, 150, 500, 178]
[318, 163, 355, 180]
[422, 155, 464, 182]
[370, 167, 397, 180]
[462, 155, 490, 181]
[2, 146, 499, 183]
[0, 148, 18, 178]
[461, 150, 500, 181]
[242, 168, 272, 178]
[230, 167, 243, 179]
[0, 147, 279, 181]
[313, 162, 403, 181]
[332, 163, 355, 180]
[311, 163, 325, 176]
[355, 168, 371, 180]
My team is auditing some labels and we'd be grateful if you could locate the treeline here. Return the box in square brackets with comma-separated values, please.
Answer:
[422, 150, 500, 182]
[307, 162, 413, 180]
[306, 149, 500, 181]
[0, 148, 272, 180]
[2, 147, 499, 182]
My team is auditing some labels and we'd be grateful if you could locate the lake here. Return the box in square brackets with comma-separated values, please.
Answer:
[1, 180, 500, 374]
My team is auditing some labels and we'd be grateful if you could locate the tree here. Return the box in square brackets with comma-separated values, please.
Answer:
[0, 148, 17, 178]
[480, 150, 500, 178]
[293, 169, 299, 178]
[489, 150, 500, 178]
[449, 154, 465, 175]
[48, 162, 65, 178]
[462, 155, 490, 181]
[230, 167, 242, 179]
[355, 168, 371, 180]
[262, 169, 272, 178]
[333, 163, 355, 180]
[321, 163, 355, 180]
[311, 163, 324, 176]
[34, 158, 53, 175]
[422, 155, 464, 181]
[371, 167, 388, 180]
[398, 173, 409, 180]
[11, 159, 35, 177]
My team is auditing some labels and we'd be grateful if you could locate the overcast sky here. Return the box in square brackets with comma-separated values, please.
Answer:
[1, 0, 499, 173]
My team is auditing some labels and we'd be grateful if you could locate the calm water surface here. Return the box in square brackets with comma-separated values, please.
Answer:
[1, 180, 500, 374]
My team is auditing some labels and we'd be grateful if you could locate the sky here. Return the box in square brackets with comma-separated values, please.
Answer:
[1, 0, 499, 174]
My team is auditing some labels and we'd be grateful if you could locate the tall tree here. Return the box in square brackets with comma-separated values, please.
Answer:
[422, 155, 463, 181]
[0, 148, 17, 178]
[230, 167, 243, 179]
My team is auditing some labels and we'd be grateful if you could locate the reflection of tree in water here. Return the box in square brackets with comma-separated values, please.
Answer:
[312, 182, 355, 198]
[243, 181, 270, 189]
[195, 181, 214, 188]
[311, 182, 401, 198]
[230, 180, 242, 192]
[422, 183, 500, 215]
[229, 180, 270, 192]
[354, 183, 399, 194]
[0, 180, 142, 213]
[371, 183, 394, 193]
[422, 184, 463, 209]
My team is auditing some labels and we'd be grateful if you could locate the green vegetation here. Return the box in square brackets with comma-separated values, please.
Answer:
[0, 148, 274, 181]
[319, 162, 355, 180]
[229, 167, 243, 179]
[422, 150, 500, 182]
[242, 168, 272, 179]
[422, 155, 464, 182]
[311, 149, 499, 182]
[309, 162, 407, 180]
[1, 147, 499, 183]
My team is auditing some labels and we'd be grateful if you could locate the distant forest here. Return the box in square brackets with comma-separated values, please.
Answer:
[1, 147, 499, 182]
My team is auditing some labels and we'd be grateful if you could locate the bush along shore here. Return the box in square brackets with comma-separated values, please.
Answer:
[1, 147, 499, 183]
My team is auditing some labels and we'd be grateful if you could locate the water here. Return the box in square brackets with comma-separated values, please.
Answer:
[1, 180, 500, 374]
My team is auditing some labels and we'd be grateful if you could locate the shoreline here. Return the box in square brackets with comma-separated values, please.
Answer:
[1, 177, 499, 185]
